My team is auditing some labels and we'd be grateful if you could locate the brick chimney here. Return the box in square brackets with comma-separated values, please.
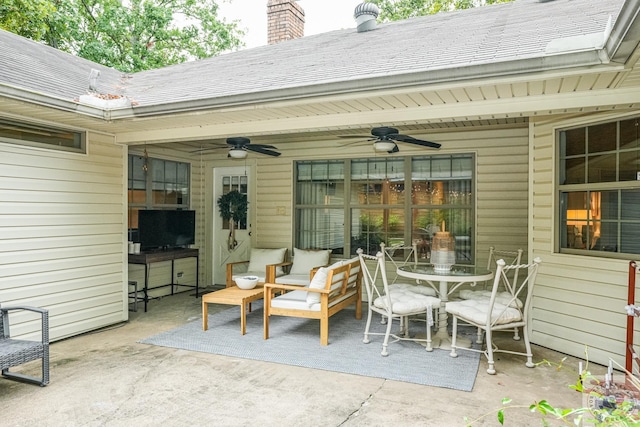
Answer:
[267, 0, 305, 45]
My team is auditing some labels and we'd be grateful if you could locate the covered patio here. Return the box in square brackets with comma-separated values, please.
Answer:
[2, 0, 640, 409]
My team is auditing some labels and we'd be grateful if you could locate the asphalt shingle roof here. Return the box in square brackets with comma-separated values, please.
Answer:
[0, 0, 626, 108]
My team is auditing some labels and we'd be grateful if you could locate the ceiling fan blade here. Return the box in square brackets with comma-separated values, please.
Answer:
[190, 145, 227, 154]
[391, 134, 441, 149]
[338, 135, 375, 139]
[389, 144, 400, 153]
[245, 145, 281, 157]
[249, 143, 278, 150]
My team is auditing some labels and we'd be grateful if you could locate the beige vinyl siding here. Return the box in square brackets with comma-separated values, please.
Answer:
[0, 131, 127, 341]
[530, 113, 633, 367]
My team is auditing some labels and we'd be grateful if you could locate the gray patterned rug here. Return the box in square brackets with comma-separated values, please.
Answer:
[139, 302, 480, 391]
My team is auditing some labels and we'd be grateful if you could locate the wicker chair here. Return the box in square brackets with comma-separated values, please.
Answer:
[0, 304, 50, 386]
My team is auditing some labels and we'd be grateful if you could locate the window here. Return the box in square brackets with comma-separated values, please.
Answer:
[128, 154, 190, 240]
[558, 117, 640, 256]
[0, 118, 86, 153]
[295, 154, 474, 262]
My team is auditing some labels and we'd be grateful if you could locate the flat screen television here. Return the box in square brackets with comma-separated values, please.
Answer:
[138, 210, 196, 251]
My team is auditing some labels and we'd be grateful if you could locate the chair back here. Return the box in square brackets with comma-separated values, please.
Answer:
[358, 250, 391, 310]
[380, 242, 418, 285]
[486, 257, 541, 327]
[487, 247, 524, 288]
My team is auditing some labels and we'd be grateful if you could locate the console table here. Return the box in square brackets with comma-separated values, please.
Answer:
[128, 248, 199, 312]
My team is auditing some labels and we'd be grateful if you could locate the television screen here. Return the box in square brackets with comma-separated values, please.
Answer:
[138, 210, 195, 251]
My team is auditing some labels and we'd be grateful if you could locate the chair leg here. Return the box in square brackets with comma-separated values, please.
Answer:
[263, 306, 270, 340]
[513, 327, 521, 341]
[449, 317, 459, 358]
[363, 310, 373, 344]
[381, 315, 394, 356]
[424, 312, 433, 352]
[523, 326, 535, 368]
[402, 316, 410, 338]
[485, 328, 496, 375]
[320, 316, 329, 346]
[477, 327, 483, 344]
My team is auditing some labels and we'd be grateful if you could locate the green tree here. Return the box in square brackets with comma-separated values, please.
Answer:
[0, 0, 244, 73]
[367, 0, 514, 22]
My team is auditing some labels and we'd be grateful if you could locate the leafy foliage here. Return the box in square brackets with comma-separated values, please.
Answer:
[0, 0, 244, 72]
[367, 0, 514, 22]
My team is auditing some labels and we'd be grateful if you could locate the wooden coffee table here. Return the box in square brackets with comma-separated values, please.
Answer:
[202, 286, 264, 335]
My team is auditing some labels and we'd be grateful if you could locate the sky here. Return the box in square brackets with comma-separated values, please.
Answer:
[218, 0, 366, 49]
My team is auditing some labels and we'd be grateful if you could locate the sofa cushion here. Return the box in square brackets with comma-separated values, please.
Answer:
[289, 248, 332, 275]
[247, 248, 287, 276]
[275, 274, 312, 286]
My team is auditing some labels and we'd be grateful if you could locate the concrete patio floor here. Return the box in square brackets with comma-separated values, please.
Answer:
[2, 289, 604, 426]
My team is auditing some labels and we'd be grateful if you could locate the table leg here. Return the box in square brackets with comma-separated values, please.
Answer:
[240, 300, 247, 335]
[202, 301, 208, 331]
[433, 280, 471, 350]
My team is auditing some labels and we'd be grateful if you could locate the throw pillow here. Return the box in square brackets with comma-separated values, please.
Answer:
[305, 266, 329, 306]
[290, 248, 332, 275]
[247, 248, 287, 276]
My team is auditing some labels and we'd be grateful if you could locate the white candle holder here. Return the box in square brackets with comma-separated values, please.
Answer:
[431, 231, 455, 271]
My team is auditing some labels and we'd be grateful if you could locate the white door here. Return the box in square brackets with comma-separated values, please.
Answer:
[213, 167, 251, 286]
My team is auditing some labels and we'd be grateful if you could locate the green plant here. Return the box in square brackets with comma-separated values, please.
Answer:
[464, 358, 640, 426]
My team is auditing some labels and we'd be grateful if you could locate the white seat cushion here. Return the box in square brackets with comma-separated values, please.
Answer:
[445, 299, 522, 325]
[275, 274, 311, 286]
[271, 288, 357, 312]
[374, 288, 441, 315]
[289, 248, 332, 275]
[458, 290, 523, 308]
[388, 283, 436, 297]
[247, 248, 287, 276]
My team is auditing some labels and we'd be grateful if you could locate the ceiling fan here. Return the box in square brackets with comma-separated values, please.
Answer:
[194, 137, 281, 159]
[338, 127, 441, 153]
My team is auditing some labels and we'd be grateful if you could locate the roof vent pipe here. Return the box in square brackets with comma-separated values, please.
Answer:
[354, 2, 379, 33]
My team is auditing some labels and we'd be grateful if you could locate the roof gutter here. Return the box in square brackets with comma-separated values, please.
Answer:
[111, 48, 616, 120]
[0, 84, 110, 120]
[607, 0, 640, 63]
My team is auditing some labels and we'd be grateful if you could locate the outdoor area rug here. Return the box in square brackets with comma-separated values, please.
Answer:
[139, 302, 480, 391]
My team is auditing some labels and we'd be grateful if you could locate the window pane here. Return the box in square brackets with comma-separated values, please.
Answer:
[587, 153, 617, 183]
[0, 118, 85, 152]
[411, 208, 472, 263]
[350, 158, 404, 205]
[564, 128, 585, 156]
[564, 158, 586, 184]
[351, 208, 406, 255]
[588, 122, 617, 153]
[296, 208, 344, 254]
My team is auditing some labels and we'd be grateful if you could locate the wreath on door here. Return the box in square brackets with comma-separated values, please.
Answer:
[217, 190, 248, 251]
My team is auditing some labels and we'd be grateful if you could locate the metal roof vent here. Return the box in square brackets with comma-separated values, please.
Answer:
[354, 2, 379, 33]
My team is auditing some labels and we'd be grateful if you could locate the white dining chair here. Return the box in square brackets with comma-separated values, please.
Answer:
[458, 247, 524, 340]
[380, 242, 438, 329]
[358, 249, 440, 356]
[445, 257, 542, 375]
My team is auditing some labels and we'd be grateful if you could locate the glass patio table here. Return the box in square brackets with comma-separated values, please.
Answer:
[397, 264, 494, 350]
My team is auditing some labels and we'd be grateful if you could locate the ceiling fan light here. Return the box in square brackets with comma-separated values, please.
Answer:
[374, 141, 396, 152]
[229, 148, 248, 159]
